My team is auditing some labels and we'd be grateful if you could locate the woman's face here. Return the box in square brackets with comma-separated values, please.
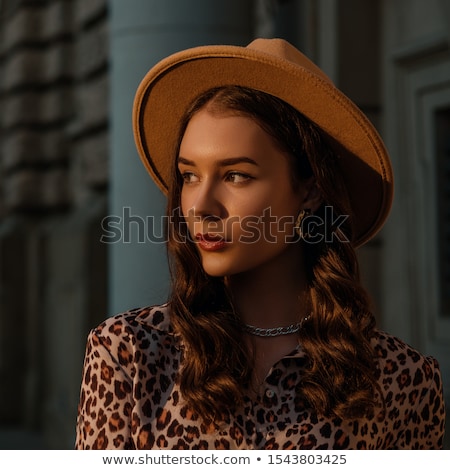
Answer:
[178, 107, 312, 278]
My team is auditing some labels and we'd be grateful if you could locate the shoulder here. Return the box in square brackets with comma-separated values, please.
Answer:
[372, 329, 443, 404]
[93, 303, 173, 340]
[85, 303, 178, 371]
[372, 329, 439, 374]
[372, 330, 439, 380]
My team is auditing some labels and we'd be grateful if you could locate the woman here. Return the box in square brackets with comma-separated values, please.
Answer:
[75, 38, 445, 449]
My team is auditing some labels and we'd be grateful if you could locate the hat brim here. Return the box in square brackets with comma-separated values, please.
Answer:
[133, 44, 393, 247]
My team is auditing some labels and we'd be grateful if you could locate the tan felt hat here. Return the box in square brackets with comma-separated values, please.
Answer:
[133, 38, 394, 247]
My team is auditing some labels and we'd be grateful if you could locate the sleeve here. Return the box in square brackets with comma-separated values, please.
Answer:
[396, 357, 446, 449]
[75, 328, 135, 450]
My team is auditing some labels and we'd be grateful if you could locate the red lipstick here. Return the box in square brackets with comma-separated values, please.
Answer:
[196, 233, 227, 251]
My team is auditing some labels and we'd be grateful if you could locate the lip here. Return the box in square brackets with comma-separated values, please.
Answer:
[196, 233, 227, 251]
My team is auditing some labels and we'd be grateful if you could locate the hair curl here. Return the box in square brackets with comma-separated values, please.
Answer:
[166, 85, 383, 423]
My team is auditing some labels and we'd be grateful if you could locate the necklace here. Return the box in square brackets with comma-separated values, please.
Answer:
[244, 317, 309, 337]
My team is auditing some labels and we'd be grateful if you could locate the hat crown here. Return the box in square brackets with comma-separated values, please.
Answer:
[246, 38, 333, 85]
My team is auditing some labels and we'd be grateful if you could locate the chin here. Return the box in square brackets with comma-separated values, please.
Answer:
[201, 261, 239, 278]
[202, 261, 259, 278]
[202, 267, 232, 278]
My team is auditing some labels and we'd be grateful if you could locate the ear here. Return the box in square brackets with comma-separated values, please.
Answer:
[300, 177, 323, 213]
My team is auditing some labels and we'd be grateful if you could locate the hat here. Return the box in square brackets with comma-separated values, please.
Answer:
[133, 38, 393, 247]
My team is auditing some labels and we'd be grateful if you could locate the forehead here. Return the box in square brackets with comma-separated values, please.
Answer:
[179, 108, 281, 159]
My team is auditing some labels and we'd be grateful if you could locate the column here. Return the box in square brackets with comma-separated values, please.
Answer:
[108, 0, 253, 314]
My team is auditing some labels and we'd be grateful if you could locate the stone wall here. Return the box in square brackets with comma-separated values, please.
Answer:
[0, 0, 108, 449]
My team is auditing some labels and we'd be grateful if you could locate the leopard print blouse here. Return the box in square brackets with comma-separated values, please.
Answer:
[75, 304, 446, 449]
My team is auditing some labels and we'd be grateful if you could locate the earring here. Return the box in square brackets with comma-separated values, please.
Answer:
[295, 209, 311, 238]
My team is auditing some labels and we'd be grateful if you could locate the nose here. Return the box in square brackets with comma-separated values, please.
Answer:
[185, 179, 226, 221]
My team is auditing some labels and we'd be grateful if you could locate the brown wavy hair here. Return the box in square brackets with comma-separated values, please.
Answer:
[166, 85, 383, 423]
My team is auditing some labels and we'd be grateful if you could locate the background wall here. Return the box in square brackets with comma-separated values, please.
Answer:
[0, 0, 448, 449]
[0, 0, 108, 449]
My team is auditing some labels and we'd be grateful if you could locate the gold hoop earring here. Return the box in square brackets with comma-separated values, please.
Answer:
[295, 209, 310, 238]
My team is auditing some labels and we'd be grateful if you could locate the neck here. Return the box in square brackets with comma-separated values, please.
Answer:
[227, 244, 309, 328]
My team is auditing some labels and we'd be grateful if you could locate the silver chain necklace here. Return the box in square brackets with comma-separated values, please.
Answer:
[244, 317, 309, 337]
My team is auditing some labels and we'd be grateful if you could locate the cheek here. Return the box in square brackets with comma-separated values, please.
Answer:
[180, 193, 200, 236]
[180, 191, 191, 218]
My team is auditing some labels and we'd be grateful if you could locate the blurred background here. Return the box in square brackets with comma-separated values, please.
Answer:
[0, 0, 449, 450]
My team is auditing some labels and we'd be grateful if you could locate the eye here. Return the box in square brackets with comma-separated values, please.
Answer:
[180, 171, 199, 184]
[226, 171, 252, 184]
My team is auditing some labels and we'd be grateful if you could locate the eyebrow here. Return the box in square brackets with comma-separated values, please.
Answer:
[177, 156, 258, 167]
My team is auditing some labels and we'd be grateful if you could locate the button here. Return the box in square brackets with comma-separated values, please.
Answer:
[265, 389, 275, 398]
